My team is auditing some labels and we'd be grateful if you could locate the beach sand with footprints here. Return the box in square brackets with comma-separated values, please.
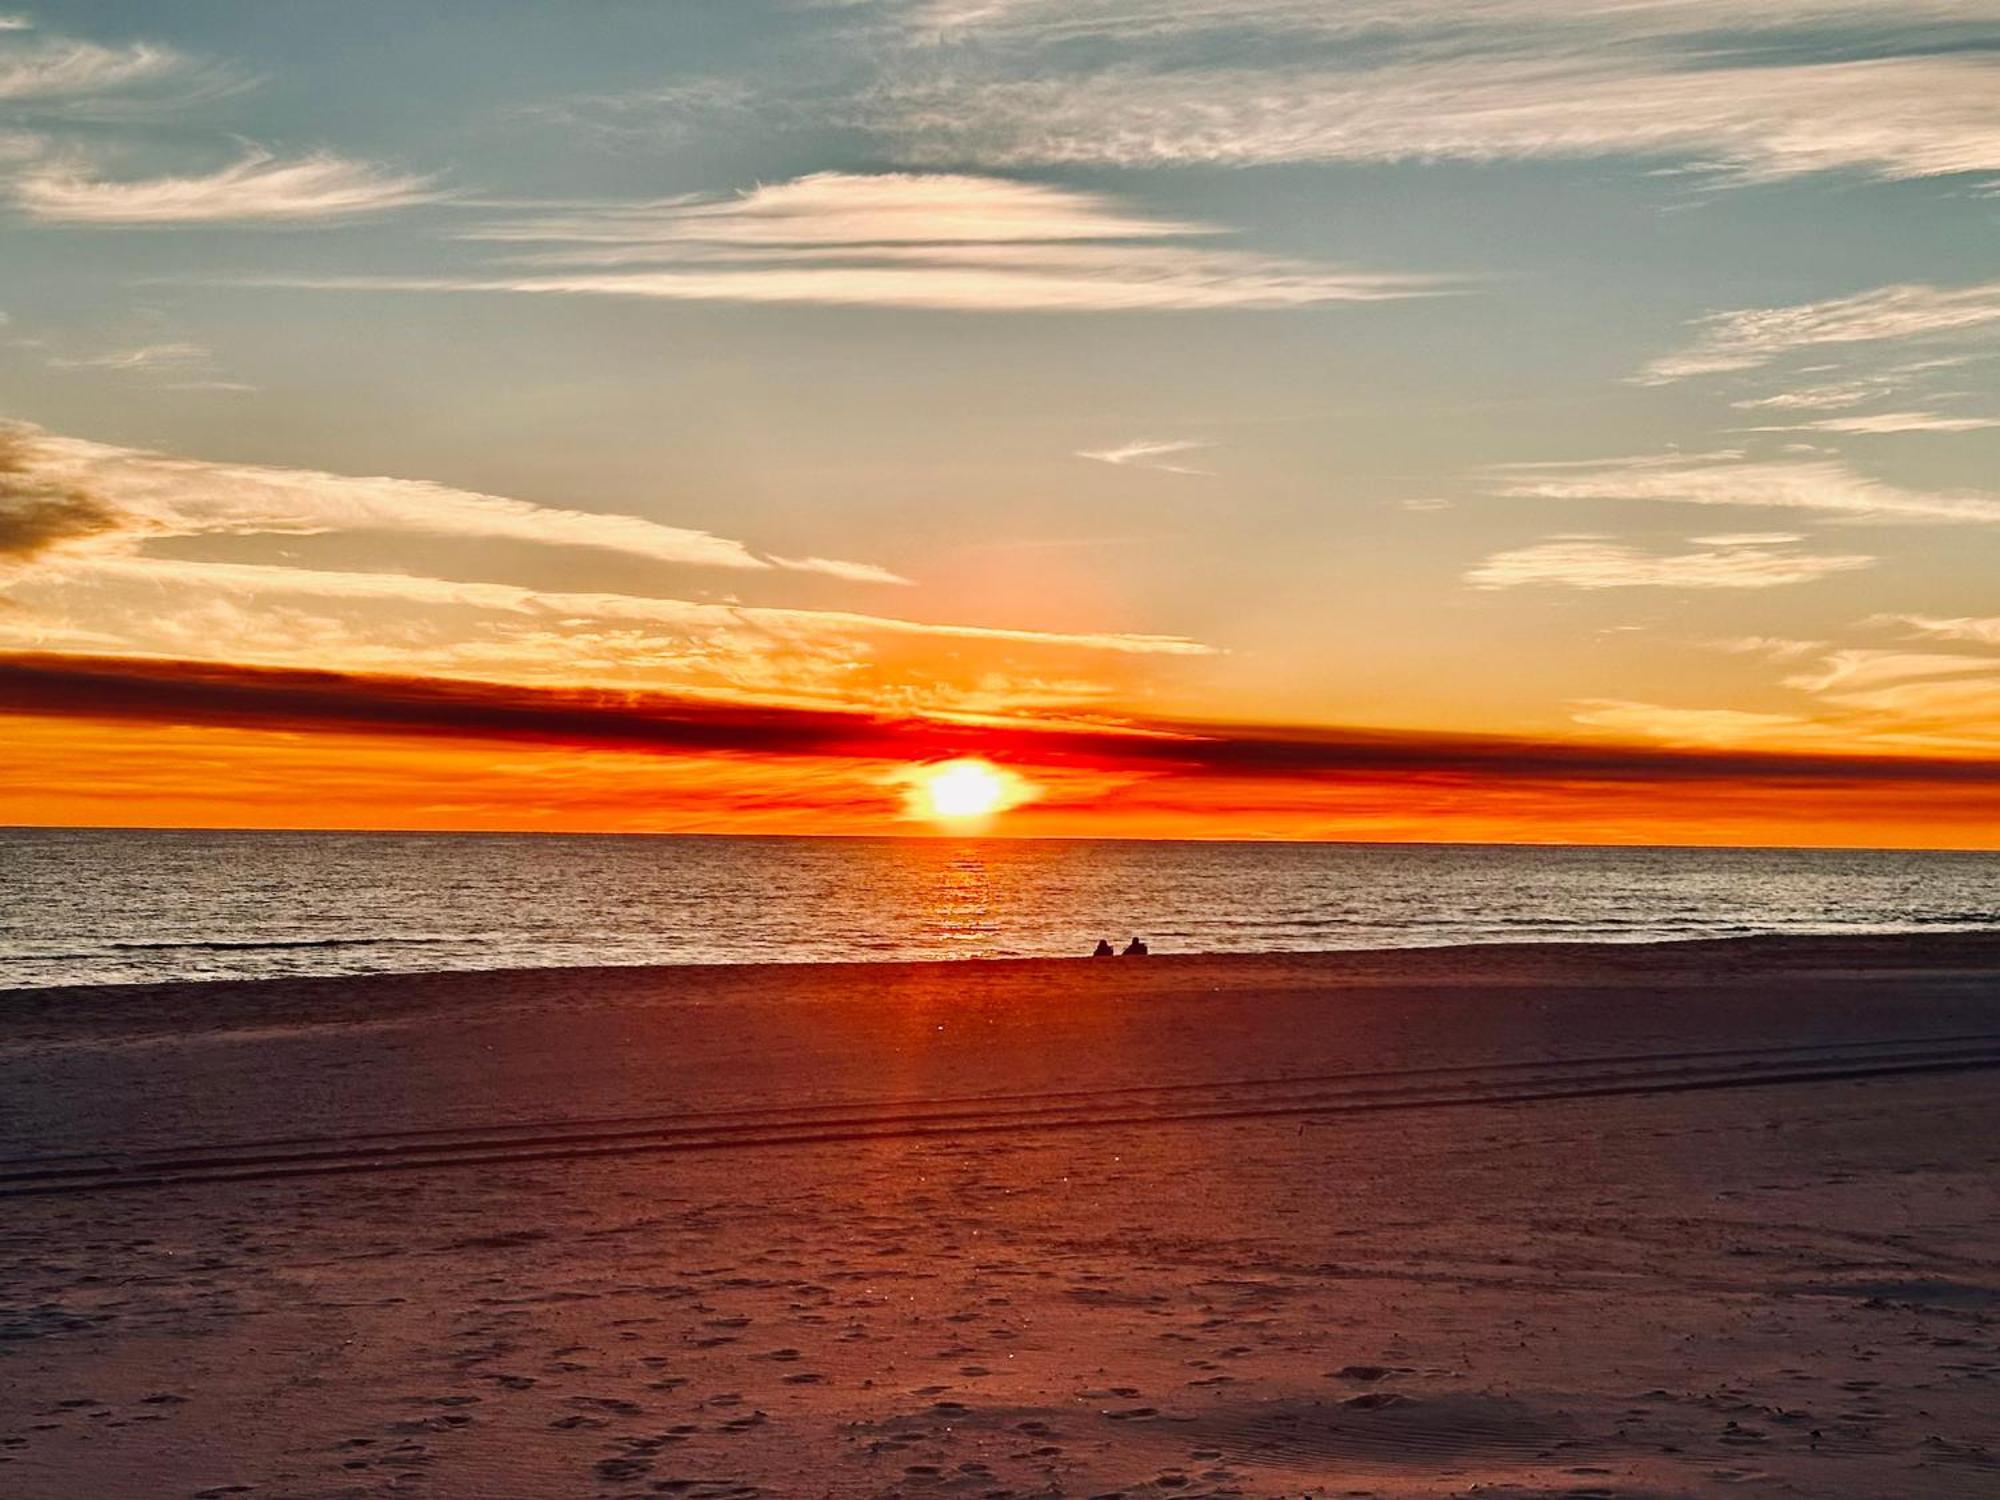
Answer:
[3, 934, 1999, 1497]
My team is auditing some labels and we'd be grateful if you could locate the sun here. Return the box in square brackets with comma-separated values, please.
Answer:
[904, 758, 1027, 826]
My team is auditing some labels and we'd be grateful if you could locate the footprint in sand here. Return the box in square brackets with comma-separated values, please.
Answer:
[594, 1455, 652, 1480]
[1343, 1391, 1408, 1410]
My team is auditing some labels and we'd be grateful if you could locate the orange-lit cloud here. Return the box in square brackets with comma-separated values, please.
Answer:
[17, 147, 442, 223]
[253, 171, 1443, 312]
[3, 652, 1995, 849]
[1467, 534, 1874, 590]
[1490, 453, 2000, 527]
[0, 421, 891, 578]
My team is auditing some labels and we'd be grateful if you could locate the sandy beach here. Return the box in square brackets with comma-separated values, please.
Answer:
[2, 934, 1998, 1498]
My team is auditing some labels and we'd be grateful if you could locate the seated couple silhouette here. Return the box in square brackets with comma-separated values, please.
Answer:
[1093, 937, 1149, 958]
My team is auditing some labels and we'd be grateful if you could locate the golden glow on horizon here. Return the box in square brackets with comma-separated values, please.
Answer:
[0, 714, 1994, 849]
[903, 758, 1030, 827]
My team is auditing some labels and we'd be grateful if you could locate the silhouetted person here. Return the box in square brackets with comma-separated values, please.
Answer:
[1092, 938, 1114, 958]
[1123, 936, 1149, 957]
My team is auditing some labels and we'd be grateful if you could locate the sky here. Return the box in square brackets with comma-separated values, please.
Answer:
[1, 1, 1997, 844]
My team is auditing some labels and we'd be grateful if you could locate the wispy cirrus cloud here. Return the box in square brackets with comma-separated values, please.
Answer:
[1466, 533, 1872, 590]
[260, 171, 1441, 312]
[467, 171, 1211, 250]
[896, 1, 1999, 45]
[20, 554, 1207, 660]
[0, 19, 243, 136]
[44, 339, 254, 391]
[1740, 410, 2000, 435]
[848, 1, 2000, 185]
[768, 554, 914, 586]
[16, 147, 443, 223]
[1492, 453, 2000, 526]
[1733, 384, 1881, 413]
[46, 339, 211, 372]
[1707, 634, 1827, 662]
[1780, 648, 1998, 696]
[1641, 281, 2000, 383]
[0, 422, 898, 580]
[1882, 614, 2000, 648]
[1683, 625, 2000, 755]
[0, 29, 188, 104]
[1076, 438, 1212, 475]
[872, 55, 2000, 184]
[1569, 698, 1835, 750]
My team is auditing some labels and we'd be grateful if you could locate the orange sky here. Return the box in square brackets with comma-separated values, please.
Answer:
[5, 656, 1995, 847]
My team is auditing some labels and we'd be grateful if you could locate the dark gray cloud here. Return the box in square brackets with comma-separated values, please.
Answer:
[0, 433, 126, 560]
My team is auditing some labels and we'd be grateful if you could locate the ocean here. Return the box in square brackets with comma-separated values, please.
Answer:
[3, 826, 1996, 989]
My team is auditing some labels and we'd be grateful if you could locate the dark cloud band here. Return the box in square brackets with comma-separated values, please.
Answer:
[4, 652, 1998, 795]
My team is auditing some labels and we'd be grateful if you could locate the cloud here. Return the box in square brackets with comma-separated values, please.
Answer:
[770, 555, 915, 586]
[1076, 438, 1212, 475]
[1466, 534, 1873, 590]
[6, 650, 1996, 791]
[47, 340, 212, 372]
[1641, 281, 2000, 382]
[1707, 635, 1826, 661]
[1780, 648, 1999, 696]
[0, 30, 193, 105]
[895, 1, 1996, 46]
[37, 553, 1208, 659]
[16, 148, 443, 223]
[1733, 384, 1881, 412]
[279, 256, 1426, 312]
[0, 441, 122, 560]
[262, 171, 1440, 311]
[1570, 699, 1832, 750]
[1, 422, 1210, 720]
[1492, 453, 2000, 526]
[1878, 614, 2000, 647]
[1687, 532, 1803, 546]
[1, 421, 900, 580]
[1741, 410, 2000, 435]
[859, 1, 2000, 184]
[468, 171, 1215, 249]
[45, 339, 253, 391]
[884, 57, 2000, 183]
[1687, 632, 2000, 754]
[1774, 641, 2000, 750]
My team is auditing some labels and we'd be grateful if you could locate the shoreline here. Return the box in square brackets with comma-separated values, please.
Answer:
[3, 936, 2000, 1064]
[11, 925, 2000, 1006]
[11, 928, 2000, 1000]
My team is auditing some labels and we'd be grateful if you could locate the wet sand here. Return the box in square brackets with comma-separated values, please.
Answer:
[1, 934, 1997, 1497]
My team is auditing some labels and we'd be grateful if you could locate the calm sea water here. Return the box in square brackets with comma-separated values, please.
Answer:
[3, 827, 1997, 990]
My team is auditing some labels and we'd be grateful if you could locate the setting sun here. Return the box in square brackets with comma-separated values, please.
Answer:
[906, 758, 1023, 825]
